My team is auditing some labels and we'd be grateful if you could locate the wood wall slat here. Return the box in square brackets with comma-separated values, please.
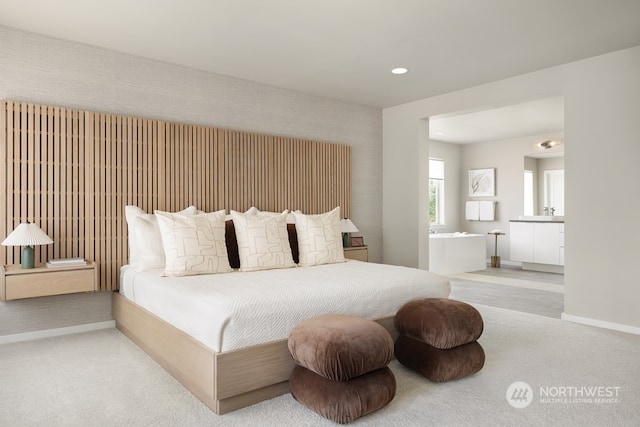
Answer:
[0, 102, 7, 267]
[2, 100, 351, 292]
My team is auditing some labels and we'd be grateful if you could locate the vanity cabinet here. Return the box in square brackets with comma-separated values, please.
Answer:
[510, 222, 534, 262]
[510, 221, 564, 269]
[533, 223, 561, 265]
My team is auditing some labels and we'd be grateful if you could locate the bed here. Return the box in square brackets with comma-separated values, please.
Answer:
[113, 206, 450, 414]
[113, 262, 449, 414]
[4, 100, 449, 413]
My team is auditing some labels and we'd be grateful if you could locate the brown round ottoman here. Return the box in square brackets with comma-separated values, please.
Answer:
[394, 298, 485, 382]
[394, 335, 485, 382]
[288, 314, 394, 381]
[289, 365, 396, 424]
[288, 314, 396, 423]
[395, 297, 483, 349]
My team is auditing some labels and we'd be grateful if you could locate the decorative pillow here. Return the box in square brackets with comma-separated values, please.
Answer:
[155, 210, 232, 276]
[225, 220, 241, 269]
[251, 208, 296, 224]
[134, 215, 166, 270]
[124, 205, 197, 267]
[287, 223, 299, 264]
[225, 206, 258, 221]
[230, 210, 296, 272]
[293, 207, 344, 267]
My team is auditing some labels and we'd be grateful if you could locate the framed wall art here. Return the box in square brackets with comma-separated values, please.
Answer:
[469, 168, 495, 197]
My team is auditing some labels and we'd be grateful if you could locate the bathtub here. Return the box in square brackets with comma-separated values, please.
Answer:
[429, 232, 487, 275]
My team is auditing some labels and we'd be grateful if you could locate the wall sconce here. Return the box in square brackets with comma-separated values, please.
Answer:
[340, 218, 359, 248]
[2, 223, 54, 269]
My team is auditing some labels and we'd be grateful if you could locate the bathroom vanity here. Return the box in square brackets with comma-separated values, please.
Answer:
[509, 217, 564, 273]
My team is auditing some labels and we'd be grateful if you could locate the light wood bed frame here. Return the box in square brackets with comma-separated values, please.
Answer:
[113, 292, 399, 414]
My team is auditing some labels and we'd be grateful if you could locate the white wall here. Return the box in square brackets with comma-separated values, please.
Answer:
[0, 27, 382, 336]
[563, 47, 640, 329]
[383, 45, 640, 330]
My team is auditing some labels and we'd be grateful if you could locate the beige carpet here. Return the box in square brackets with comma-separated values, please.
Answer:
[1, 304, 639, 426]
[449, 277, 563, 318]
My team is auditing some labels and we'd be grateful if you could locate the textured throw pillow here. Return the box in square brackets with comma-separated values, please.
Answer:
[250, 208, 296, 224]
[155, 210, 232, 276]
[230, 210, 296, 272]
[125, 205, 197, 267]
[293, 207, 345, 267]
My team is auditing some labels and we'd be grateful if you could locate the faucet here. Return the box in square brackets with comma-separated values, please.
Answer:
[550, 207, 556, 216]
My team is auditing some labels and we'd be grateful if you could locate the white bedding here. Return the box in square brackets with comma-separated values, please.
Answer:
[120, 261, 450, 352]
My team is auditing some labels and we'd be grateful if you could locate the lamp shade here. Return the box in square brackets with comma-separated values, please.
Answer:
[340, 218, 359, 233]
[2, 223, 54, 247]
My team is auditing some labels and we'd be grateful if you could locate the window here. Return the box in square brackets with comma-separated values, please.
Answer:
[429, 159, 445, 225]
[524, 170, 534, 216]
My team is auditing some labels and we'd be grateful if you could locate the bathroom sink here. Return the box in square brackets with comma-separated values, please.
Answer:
[518, 215, 565, 221]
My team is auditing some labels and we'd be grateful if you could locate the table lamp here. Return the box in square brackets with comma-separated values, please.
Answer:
[2, 222, 54, 269]
[340, 218, 359, 248]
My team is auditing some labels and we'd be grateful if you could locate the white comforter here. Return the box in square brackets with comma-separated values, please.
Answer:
[120, 260, 450, 352]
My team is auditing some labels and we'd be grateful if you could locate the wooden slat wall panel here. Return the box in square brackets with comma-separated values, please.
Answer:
[1, 101, 351, 292]
[0, 102, 86, 269]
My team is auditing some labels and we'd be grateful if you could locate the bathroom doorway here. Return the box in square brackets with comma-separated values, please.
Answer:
[427, 96, 565, 316]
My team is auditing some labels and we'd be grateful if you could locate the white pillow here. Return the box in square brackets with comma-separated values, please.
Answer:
[134, 215, 166, 270]
[293, 207, 345, 267]
[252, 208, 296, 224]
[225, 206, 258, 221]
[230, 210, 295, 272]
[125, 205, 198, 267]
[155, 210, 231, 276]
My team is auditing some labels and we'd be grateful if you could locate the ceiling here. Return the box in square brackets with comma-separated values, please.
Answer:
[429, 96, 564, 144]
[2, 1, 640, 109]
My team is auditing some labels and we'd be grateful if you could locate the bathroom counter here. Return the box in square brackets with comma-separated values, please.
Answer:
[509, 219, 564, 223]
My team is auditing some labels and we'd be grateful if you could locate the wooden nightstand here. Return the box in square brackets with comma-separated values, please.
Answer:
[0, 262, 97, 301]
[344, 246, 368, 262]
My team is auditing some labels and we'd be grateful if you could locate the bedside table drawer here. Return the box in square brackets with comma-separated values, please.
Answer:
[5, 267, 95, 300]
[344, 246, 368, 262]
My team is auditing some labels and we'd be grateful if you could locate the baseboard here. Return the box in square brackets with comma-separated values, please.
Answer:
[0, 320, 116, 345]
[561, 313, 640, 335]
[522, 262, 564, 274]
[491, 259, 521, 268]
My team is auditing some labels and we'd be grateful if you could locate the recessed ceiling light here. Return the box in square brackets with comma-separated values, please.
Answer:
[391, 67, 409, 75]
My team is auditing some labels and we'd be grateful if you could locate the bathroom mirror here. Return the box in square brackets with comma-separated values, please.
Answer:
[523, 155, 564, 216]
[544, 169, 564, 215]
